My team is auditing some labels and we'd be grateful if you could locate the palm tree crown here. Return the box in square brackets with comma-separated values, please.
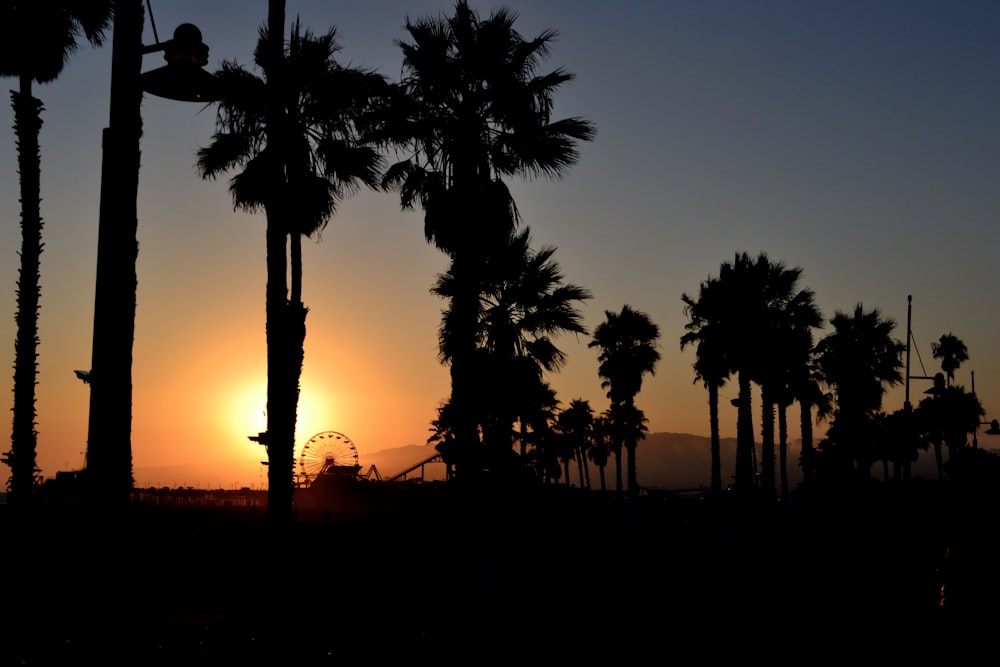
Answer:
[0, 3, 112, 85]
[931, 333, 969, 387]
[382, 0, 596, 256]
[814, 303, 904, 480]
[198, 19, 386, 243]
[590, 305, 661, 408]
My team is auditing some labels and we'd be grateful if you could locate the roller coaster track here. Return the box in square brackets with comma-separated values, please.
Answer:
[385, 452, 444, 482]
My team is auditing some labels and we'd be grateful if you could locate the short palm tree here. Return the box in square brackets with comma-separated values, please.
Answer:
[814, 304, 905, 482]
[589, 305, 660, 497]
[931, 333, 969, 388]
[431, 228, 590, 476]
[382, 1, 595, 475]
[197, 19, 386, 523]
[0, 1, 113, 504]
[556, 399, 595, 488]
[918, 384, 984, 481]
[588, 414, 612, 492]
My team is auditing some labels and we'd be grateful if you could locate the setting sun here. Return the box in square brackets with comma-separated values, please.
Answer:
[224, 377, 342, 460]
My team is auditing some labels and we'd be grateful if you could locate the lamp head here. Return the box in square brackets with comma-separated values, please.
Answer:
[924, 372, 946, 395]
[140, 24, 220, 102]
[986, 419, 1000, 436]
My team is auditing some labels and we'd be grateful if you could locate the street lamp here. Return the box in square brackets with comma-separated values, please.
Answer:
[85, 1, 217, 507]
[906, 297, 998, 451]
[903, 295, 942, 411]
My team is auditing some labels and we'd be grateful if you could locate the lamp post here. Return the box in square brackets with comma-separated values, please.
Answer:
[85, 0, 216, 507]
[903, 295, 942, 411]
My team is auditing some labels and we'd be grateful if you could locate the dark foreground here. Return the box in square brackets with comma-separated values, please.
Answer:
[2, 480, 998, 664]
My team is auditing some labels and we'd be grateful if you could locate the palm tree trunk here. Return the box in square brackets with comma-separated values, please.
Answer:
[708, 382, 721, 497]
[264, 212, 295, 526]
[598, 464, 607, 492]
[933, 441, 944, 483]
[626, 441, 638, 498]
[447, 256, 485, 479]
[289, 230, 303, 305]
[263, 0, 295, 527]
[735, 373, 755, 493]
[613, 445, 623, 495]
[799, 399, 814, 485]
[759, 386, 776, 497]
[7, 83, 43, 505]
[778, 402, 789, 499]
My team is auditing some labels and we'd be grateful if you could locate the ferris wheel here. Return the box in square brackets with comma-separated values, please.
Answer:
[297, 431, 360, 486]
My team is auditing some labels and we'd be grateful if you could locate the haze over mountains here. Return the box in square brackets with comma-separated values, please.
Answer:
[127, 432, 783, 490]
[127, 430, 963, 491]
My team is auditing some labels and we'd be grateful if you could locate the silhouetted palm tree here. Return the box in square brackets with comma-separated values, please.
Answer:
[687, 252, 810, 495]
[557, 399, 595, 488]
[602, 402, 648, 495]
[0, 1, 112, 504]
[880, 407, 928, 481]
[767, 287, 822, 498]
[431, 228, 590, 477]
[931, 333, 969, 388]
[589, 305, 660, 497]
[589, 414, 612, 492]
[814, 304, 904, 482]
[598, 408, 624, 494]
[197, 17, 385, 523]
[918, 384, 983, 481]
[746, 259, 815, 497]
[790, 359, 831, 487]
[382, 1, 595, 476]
[681, 289, 730, 498]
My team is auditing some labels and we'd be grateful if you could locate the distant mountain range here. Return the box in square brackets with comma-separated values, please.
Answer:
[133, 431, 950, 491]
[130, 433, 762, 490]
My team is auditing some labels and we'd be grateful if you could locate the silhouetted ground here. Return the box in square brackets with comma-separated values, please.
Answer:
[1, 479, 997, 664]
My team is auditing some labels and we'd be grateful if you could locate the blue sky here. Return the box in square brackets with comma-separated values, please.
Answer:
[1, 1, 998, 487]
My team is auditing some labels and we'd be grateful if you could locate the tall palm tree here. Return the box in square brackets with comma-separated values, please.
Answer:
[931, 333, 969, 388]
[743, 258, 814, 497]
[765, 287, 822, 498]
[0, 1, 113, 504]
[814, 304, 904, 482]
[197, 18, 386, 524]
[686, 252, 810, 495]
[589, 305, 660, 497]
[681, 288, 730, 498]
[382, 1, 595, 476]
[790, 358, 831, 487]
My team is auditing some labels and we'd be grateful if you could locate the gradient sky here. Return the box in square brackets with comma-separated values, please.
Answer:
[2, 0, 998, 489]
